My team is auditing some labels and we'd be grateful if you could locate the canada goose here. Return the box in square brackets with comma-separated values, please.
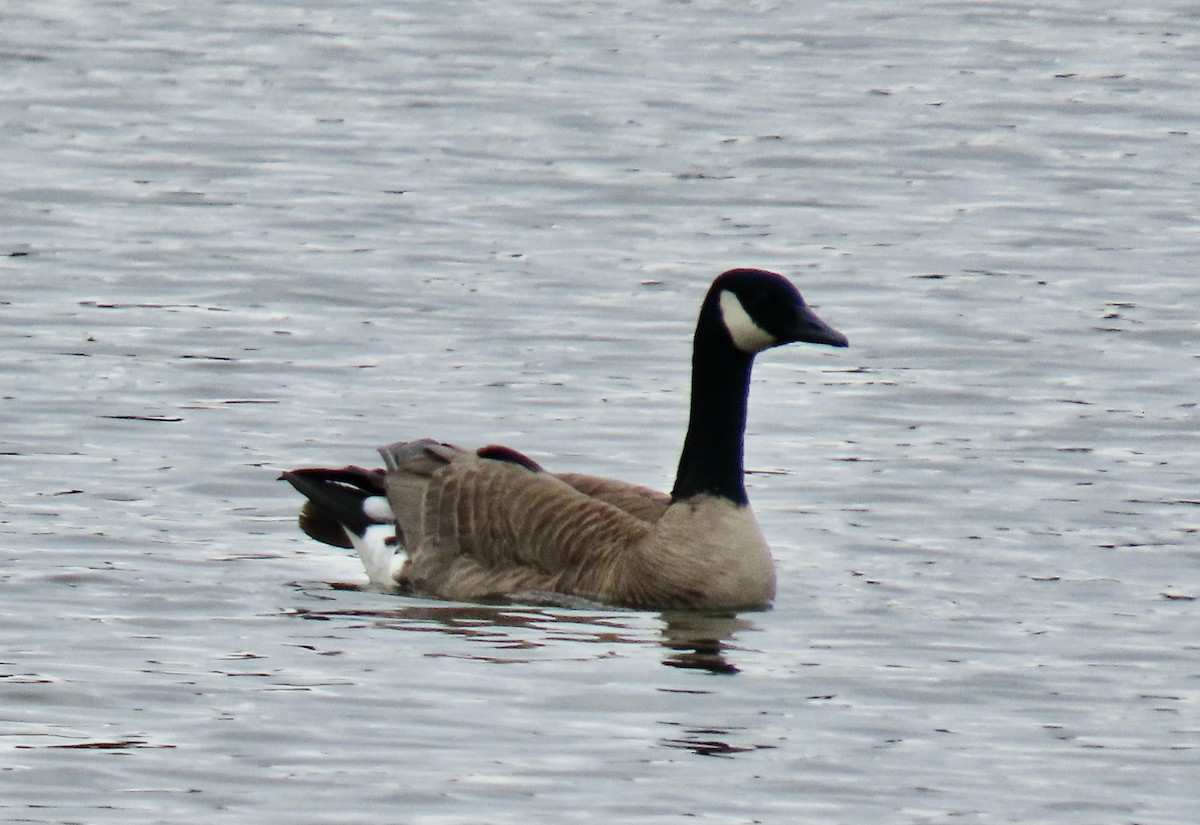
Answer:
[281, 268, 847, 610]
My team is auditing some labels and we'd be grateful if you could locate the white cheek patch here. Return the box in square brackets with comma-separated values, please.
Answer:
[719, 290, 777, 353]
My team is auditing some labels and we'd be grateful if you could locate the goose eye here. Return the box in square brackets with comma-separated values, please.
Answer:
[747, 289, 769, 310]
[748, 289, 792, 330]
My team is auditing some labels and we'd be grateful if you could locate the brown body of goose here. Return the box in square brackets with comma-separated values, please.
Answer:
[281, 268, 847, 611]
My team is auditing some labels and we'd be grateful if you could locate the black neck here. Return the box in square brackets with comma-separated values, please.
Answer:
[670, 319, 755, 506]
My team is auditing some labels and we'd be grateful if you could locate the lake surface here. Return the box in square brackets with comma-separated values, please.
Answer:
[2, 1, 1198, 822]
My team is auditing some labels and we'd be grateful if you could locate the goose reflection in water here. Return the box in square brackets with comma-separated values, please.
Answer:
[286, 585, 754, 674]
[658, 610, 754, 674]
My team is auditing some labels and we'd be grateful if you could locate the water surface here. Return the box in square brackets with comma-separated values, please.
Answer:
[2, 1, 1198, 822]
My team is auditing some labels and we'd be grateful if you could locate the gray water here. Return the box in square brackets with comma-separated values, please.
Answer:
[3, 1, 1198, 822]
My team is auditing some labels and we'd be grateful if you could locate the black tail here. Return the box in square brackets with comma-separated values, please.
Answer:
[279, 467, 387, 548]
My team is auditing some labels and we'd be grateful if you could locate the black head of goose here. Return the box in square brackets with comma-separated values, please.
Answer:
[281, 268, 847, 611]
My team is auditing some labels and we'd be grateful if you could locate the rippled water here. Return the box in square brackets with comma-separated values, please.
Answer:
[3, 1, 1198, 822]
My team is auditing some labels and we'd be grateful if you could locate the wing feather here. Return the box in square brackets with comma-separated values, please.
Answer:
[553, 473, 670, 523]
[374, 441, 738, 607]
[392, 452, 657, 603]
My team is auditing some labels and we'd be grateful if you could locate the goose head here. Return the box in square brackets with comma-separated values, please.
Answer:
[672, 268, 847, 505]
[706, 268, 849, 354]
